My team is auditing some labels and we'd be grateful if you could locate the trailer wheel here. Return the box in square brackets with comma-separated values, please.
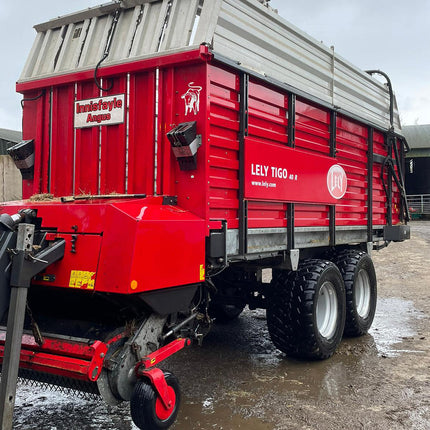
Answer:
[130, 371, 180, 430]
[333, 250, 377, 336]
[267, 260, 346, 360]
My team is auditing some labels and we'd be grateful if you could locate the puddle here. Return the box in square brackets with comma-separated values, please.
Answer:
[172, 296, 425, 409]
[370, 297, 424, 357]
[174, 402, 272, 430]
[10, 297, 425, 429]
[13, 385, 138, 430]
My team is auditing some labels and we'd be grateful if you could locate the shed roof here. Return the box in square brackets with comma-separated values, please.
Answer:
[402, 124, 430, 149]
[0, 128, 22, 155]
[0, 128, 22, 144]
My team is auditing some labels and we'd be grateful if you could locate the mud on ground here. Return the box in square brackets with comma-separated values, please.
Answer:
[13, 222, 430, 430]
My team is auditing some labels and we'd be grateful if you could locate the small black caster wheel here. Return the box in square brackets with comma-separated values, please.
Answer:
[130, 370, 180, 430]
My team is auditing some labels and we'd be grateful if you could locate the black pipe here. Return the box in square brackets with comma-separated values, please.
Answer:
[20, 90, 46, 108]
[365, 69, 394, 131]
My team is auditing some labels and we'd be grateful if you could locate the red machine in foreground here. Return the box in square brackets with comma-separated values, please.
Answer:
[0, 1, 409, 428]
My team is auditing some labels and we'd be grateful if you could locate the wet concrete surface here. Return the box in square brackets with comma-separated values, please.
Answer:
[11, 221, 430, 429]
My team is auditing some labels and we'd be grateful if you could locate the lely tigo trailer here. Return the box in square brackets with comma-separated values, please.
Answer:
[0, 0, 409, 428]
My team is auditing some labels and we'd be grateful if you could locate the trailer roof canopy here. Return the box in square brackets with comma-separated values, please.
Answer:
[19, 0, 401, 132]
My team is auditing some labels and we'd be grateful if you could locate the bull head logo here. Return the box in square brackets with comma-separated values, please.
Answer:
[181, 82, 202, 116]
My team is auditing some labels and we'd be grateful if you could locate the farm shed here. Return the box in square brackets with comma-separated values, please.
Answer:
[0, 128, 22, 202]
[403, 124, 430, 215]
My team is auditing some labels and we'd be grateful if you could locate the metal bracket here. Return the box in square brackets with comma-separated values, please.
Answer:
[170, 135, 202, 159]
[137, 338, 190, 371]
[140, 368, 173, 410]
[0, 232, 17, 322]
[162, 196, 178, 206]
[280, 249, 299, 271]
[289, 249, 300, 271]
[105, 314, 167, 401]
[0, 224, 65, 430]
[10, 235, 66, 288]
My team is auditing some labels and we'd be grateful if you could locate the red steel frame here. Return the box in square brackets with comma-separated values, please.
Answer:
[0, 332, 107, 382]
[0, 332, 189, 389]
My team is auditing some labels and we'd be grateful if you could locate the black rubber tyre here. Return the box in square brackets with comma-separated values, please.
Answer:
[209, 303, 245, 323]
[267, 259, 346, 360]
[333, 250, 377, 337]
[130, 371, 180, 430]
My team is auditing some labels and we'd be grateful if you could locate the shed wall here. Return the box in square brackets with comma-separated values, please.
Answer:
[0, 156, 22, 202]
[406, 157, 430, 195]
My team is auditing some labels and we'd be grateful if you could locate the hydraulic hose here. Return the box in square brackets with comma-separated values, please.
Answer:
[365, 69, 394, 130]
[94, 9, 120, 92]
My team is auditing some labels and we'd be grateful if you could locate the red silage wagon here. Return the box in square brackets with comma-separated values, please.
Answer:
[0, 0, 410, 428]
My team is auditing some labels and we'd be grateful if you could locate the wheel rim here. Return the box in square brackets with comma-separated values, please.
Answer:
[355, 269, 371, 318]
[155, 386, 176, 421]
[316, 281, 338, 339]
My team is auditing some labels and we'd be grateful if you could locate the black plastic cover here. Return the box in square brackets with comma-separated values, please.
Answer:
[383, 225, 411, 242]
[7, 139, 35, 179]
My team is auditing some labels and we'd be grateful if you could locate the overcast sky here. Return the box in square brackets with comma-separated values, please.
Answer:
[0, 0, 429, 131]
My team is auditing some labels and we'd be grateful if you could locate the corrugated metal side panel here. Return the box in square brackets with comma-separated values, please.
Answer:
[100, 77, 127, 194]
[20, 0, 207, 82]
[215, 1, 332, 96]
[128, 71, 156, 194]
[20, 32, 45, 81]
[193, 0, 223, 45]
[78, 15, 113, 68]
[50, 85, 75, 197]
[208, 65, 240, 229]
[295, 99, 330, 156]
[372, 132, 403, 226]
[334, 58, 392, 131]
[21, 90, 50, 198]
[157, 63, 209, 220]
[248, 79, 288, 145]
[32, 29, 61, 77]
[55, 20, 91, 73]
[294, 99, 330, 227]
[158, 69, 173, 197]
[20, 0, 400, 133]
[372, 130, 387, 225]
[74, 81, 100, 195]
[33, 73, 154, 199]
[214, 0, 399, 132]
[114, 2, 170, 60]
[335, 116, 368, 226]
[247, 79, 288, 228]
[248, 200, 287, 228]
[160, 0, 199, 50]
[295, 204, 330, 227]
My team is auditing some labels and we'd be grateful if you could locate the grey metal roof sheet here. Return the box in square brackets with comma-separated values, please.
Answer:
[0, 128, 22, 144]
[0, 128, 22, 155]
[402, 125, 430, 150]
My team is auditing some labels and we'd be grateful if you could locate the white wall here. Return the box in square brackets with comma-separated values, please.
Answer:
[0, 155, 22, 202]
